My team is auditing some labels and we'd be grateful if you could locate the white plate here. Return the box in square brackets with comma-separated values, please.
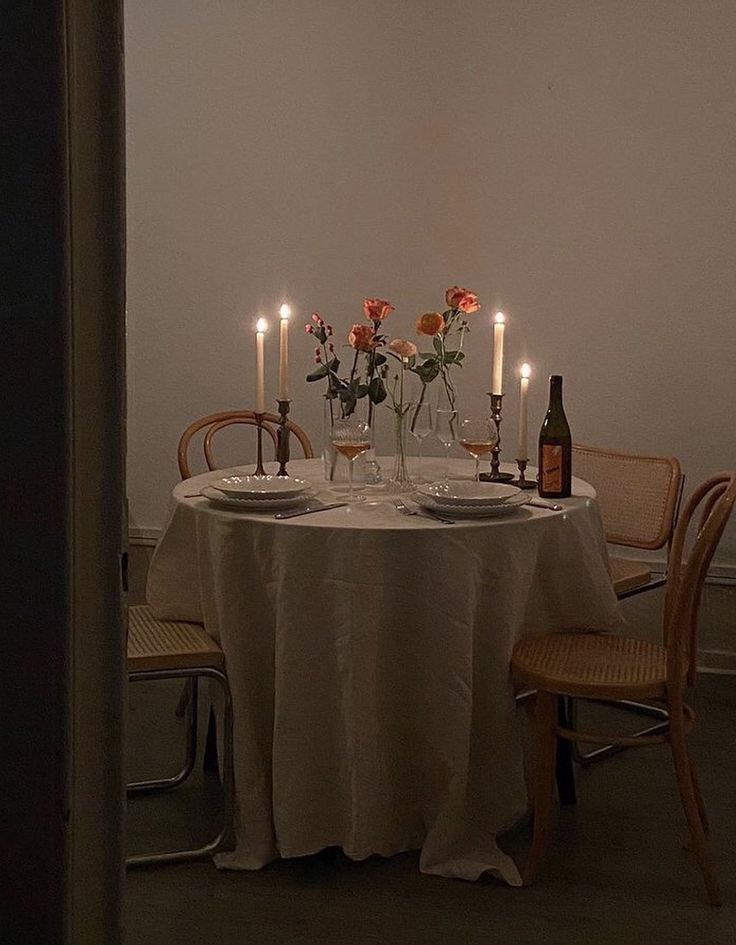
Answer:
[201, 485, 310, 511]
[414, 491, 528, 518]
[210, 474, 312, 499]
[417, 480, 521, 507]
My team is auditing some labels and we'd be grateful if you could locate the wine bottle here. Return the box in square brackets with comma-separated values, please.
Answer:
[538, 375, 572, 498]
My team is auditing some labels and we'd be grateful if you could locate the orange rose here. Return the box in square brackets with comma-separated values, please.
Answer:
[348, 323, 378, 352]
[445, 285, 480, 313]
[363, 297, 394, 321]
[415, 312, 445, 336]
[388, 338, 418, 360]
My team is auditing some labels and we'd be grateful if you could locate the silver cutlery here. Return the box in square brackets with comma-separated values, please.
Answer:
[526, 498, 564, 511]
[274, 502, 347, 519]
[392, 498, 455, 524]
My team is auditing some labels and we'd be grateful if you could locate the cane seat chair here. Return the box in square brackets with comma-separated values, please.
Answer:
[511, 471, 736, 905]
[126, 604, 234, 867]
[573, 444, 683, 598]
[177, 409, 314, 479]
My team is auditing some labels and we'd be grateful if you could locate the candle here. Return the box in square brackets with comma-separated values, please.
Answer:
[517, 362, 532, 460]
[278, 303, 290, 400]
[255, 317, 268, 413]
[491, 312, 506, 395]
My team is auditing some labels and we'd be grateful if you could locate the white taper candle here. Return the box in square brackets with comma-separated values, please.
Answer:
[255, 317, 267, 413]
[278, 303, 290, 400]
[517, 362, 532, 460]
[491, 312, 506, 395]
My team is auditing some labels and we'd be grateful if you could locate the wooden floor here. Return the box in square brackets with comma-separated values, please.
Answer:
[125, 674, 736, 945]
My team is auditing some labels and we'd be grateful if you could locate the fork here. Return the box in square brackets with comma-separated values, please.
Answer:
[392, 498, 455, 524]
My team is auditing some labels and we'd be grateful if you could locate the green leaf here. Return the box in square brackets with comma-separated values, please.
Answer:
[356, 384, 370, 398]
[433, 335, 443, 355]
[368, 375, 387, 404]
[412, 361, 441, 384]
[306, 364, 329, 382]
[373, 353, 387, 366]
[443, 350, 465, 365]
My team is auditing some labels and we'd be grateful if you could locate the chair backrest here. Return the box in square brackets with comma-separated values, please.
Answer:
[572, 444, 682, 549]
[177, 410, 314, 479]
[663, 471, 736, 687]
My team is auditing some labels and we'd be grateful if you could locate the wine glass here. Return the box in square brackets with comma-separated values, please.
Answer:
[459, 417, 498, 484]
[435, 408, 458, 487]
[409, 402, 433, 482]
[331, 417, 371, 503]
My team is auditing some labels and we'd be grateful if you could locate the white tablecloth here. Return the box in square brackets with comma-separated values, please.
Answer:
[147, 458, 623, 884]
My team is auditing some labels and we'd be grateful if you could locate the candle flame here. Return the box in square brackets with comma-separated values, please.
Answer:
[256, 317, 268, 333]
[520, 362, 532, 379]
[494, 311, 506, 325]
[279, 303, 291, 320]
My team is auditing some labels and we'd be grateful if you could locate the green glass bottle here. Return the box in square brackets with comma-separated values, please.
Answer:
[538, 375, 572, 498]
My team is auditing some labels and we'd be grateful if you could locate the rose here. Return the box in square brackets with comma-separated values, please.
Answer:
[363, 297, 394, 322]
[445, 285, 480, 313]
[348, 323, 379, 352]
[415, 312, 445, 336]
[388, 338, 418, 359]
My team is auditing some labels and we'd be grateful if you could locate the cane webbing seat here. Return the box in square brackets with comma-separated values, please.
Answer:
[178, 409, 314, 479]
[513, 632, 670, 701]
[608, 557, 653, 596]
[127, 605, 224, 673]
[512, 471, 736, 906]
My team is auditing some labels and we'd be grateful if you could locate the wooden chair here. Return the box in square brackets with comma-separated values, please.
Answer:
[126, 605, 234, 867]
[573, 443, 683, 598]
[177, 409, 314, 479]
[511, 471, 736, 905]
[570, 444, 684, 763]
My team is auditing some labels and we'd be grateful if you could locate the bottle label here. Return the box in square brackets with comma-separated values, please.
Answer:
[541, 445, 563, 492]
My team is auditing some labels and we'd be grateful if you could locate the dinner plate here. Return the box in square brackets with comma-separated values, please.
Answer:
[414, 491, 528, 518]
[416, 480, 521, 507]
[201, 485, 311, 511]
[210, 474, 312, 499]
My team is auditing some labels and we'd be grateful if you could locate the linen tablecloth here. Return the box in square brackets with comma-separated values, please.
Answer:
[147, 458, 623, 884]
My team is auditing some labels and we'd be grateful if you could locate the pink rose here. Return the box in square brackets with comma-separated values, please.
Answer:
[363, 297, 395, 322]
[445, 285, 480, 313]
[415, 312, 445, 336]
[348, 323, 379, 352]
[388, 338, 418, 360]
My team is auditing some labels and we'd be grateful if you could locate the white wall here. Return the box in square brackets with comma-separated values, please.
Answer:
[125, 0, 736, 559]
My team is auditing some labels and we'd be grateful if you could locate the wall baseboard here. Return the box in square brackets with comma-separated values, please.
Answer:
[697, 650, 736, 675]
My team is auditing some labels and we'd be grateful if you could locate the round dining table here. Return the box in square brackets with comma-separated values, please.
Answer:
[146, 457, 623, 884]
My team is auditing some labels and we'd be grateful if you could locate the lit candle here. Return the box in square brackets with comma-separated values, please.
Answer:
[255, 317, 268, 413]
[278, 303, 290, 400]
[517, 362, 532, 460]
[491, 312, 506, 395]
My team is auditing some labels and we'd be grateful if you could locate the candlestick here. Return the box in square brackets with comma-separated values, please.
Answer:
[255, 317, 267, 413]
[512, 458, 536, 490]
[253, 412, 267, 476]
[278, 303, 290, 400]
[479, 392, 515, 483]
[276, 399, 291, 477]
[491, 312, 505, 395]
[517, 362, 531, 461]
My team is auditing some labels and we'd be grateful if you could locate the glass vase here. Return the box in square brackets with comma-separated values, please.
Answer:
[322, 396, 365, 485]
[388, 409, 413, 492]
[364, 401, 383, 485]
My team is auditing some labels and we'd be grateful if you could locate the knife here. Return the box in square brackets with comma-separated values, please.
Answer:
[274, 502, 348, 519]
[526, 498, 564, 511]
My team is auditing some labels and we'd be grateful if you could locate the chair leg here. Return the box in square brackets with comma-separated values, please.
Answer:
[570, 697, 669, 765]
[668, 703, 720, 906]
[555, 697, 576, 806]
[523, 691, 559, 885]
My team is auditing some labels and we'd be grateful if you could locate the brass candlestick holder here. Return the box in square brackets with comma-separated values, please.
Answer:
[276, 399, 291, 477]
[253, 412, 267, 476]
[513, 458, 536, 490]
[479, 392, 515, 483]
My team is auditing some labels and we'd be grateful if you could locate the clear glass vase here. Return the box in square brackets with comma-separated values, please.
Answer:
[364, 402, 383, 485]
[388, 409, 413, 492]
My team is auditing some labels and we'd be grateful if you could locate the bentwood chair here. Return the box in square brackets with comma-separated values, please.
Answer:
[570, 444, 684, 762]
[177, 409, 314, 479]
[126, 605, 234, 867]
[512, 471, 736, 905]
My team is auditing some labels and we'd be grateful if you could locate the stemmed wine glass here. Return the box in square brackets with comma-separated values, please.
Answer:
[331, 417, 371, 503]
[459, 417, 498, 484]
[435, 407, 458, 487]
[410, 402, 433, 483]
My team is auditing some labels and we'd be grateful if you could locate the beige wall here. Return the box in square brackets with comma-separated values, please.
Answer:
[125, 1, 736, 563]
